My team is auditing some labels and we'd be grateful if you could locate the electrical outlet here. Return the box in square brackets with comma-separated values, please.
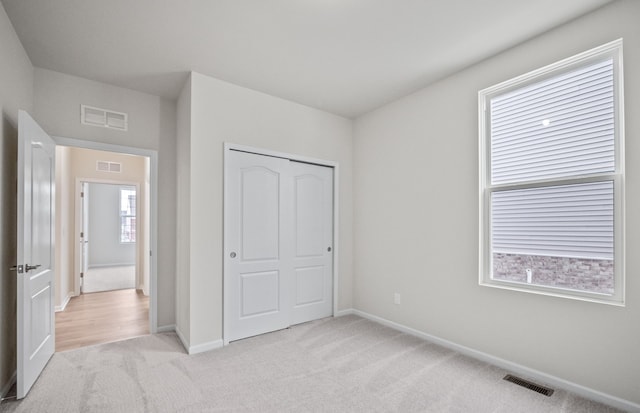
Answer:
[394, 292, 401, 305]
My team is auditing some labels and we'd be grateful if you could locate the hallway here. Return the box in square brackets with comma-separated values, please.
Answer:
[55, 289, 149, 352]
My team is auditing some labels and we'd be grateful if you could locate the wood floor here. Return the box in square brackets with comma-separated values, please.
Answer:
[55, 289, 149, 352]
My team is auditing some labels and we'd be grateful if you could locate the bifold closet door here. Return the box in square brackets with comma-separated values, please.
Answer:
[226, 151, 292, 342]
[225, 150, 334, 342]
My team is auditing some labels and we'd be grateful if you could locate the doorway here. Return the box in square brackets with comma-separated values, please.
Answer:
[80, 182, 137, 294]
[54, 145, 153, 351]
[12, 112, 159, 398]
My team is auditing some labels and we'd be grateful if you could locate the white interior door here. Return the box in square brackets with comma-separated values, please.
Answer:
[16, 110, 56, 399]
[225, 149, 334, 343]
[225, 150, 292, 342]
[290, 161, 333, 325]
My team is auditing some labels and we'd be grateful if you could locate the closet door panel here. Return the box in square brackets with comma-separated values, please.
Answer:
[225, 151, 292, 342]
[291, 161, 334, 325]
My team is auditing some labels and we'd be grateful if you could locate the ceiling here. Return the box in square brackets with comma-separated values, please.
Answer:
[2, 0, 613, 118]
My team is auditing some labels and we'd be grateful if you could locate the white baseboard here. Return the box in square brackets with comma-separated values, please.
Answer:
[334, 308, 355, 317]
[156, 324, 175, 333]
[54, 293, 73, 312]
[0, 371, 16, 402]
[188, 339, 224, 355]
[175, 325, 189, 353]
[138, 283, 149, 296]
[174, 325, 223, 355]
[347, 308, 639, 413]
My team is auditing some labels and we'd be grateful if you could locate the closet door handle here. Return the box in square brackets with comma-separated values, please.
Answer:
[25, 264, 41, 272]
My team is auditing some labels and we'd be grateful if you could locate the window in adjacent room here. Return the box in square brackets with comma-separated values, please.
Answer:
[478, 39, 624, 305]
[120, 187, 136, 243]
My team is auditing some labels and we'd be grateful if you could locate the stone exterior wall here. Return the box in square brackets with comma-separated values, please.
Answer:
[492, 253, 614, 294]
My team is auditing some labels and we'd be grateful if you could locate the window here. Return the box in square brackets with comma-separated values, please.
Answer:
[479, 39, 624, 305]
[120, 187, 136, 243]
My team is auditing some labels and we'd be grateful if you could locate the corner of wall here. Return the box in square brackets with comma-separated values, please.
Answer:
[175, 70, 192, 344]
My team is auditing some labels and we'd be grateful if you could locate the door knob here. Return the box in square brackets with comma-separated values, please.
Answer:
[230, 252, 237, 258]
[25, 264, 41, 272]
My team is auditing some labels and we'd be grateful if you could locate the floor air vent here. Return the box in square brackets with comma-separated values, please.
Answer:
[503, 374, 554, 397]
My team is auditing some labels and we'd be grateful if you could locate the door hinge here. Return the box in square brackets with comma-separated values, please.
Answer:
[81, 191, 84, 198]
[80, 272, 84, 278]
[80, 231, 84, 238]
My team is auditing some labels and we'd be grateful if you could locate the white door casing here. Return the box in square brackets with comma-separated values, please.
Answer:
[52, 136, 158, 333]
[80, 182, 89, 293]
[74, 179, 140, 296]
[224, 148, 334, 343]
[17, 110, 56, 399]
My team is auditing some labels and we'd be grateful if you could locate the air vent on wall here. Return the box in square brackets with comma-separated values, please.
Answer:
[81, 104, 128, 131]
[97, 161, 122, 173]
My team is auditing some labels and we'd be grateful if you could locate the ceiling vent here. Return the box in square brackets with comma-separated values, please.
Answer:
[97, 161, 122, 173]
[81, 105, 128, 131]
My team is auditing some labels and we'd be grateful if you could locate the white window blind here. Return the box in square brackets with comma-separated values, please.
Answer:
[489, 57, 616, 261]
[490, 59, 614, 185]
[491, 181, 614, 260]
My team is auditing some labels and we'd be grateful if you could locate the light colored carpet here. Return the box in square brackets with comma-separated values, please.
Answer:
[83, 265, 135, 293]
[0, 315, 625, 413]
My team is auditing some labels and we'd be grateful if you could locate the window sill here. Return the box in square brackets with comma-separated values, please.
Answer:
[479, 278, 625, 307]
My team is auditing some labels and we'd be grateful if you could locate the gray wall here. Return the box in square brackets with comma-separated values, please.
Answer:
[353, 0, 639, 404]
[87, 183, 136, 267]
[176, 73, 353, 349]
[33, 68, 177, 328]
[54, 146, 72, 309]
[0, 2, 33, 397]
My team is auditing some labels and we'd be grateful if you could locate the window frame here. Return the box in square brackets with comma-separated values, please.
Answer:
[478, 39, 625, 305]
[119, 187, 137, 244]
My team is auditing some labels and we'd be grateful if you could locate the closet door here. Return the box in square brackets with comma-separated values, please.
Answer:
[225, 149, 334, 342]
[225, 151, 292, 342]
[290, 161, 333, 325]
